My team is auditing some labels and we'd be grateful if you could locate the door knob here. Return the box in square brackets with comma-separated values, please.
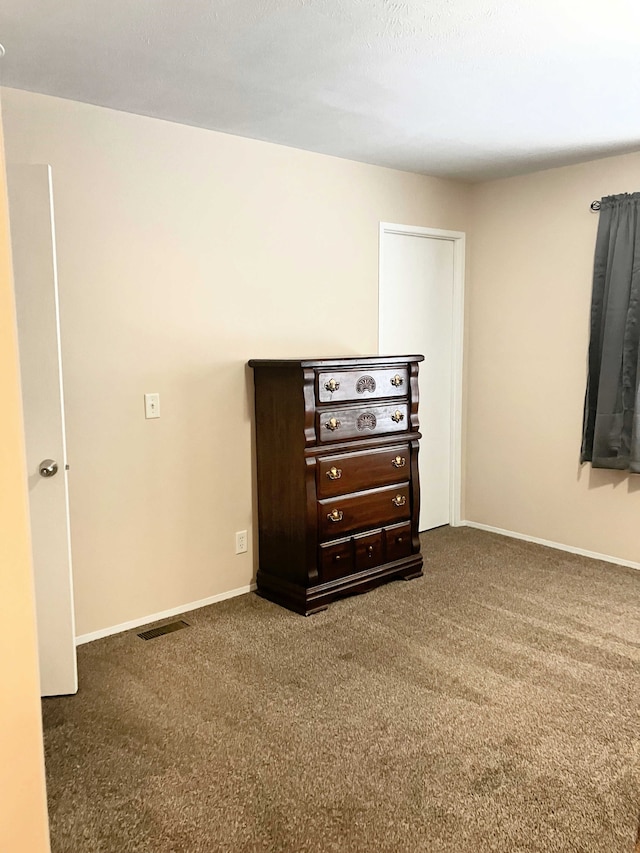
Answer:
[39, 459, 58, 478]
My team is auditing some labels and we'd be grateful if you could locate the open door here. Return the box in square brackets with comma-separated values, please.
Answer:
[8, 164, 77, 696]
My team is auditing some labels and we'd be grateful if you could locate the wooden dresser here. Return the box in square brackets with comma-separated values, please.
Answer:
[248, 355, 424, 614]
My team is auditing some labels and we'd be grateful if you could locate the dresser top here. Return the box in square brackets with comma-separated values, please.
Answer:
[248, 354, 424, 368]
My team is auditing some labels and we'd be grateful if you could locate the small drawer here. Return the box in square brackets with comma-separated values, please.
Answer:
[318, 483, 411, 541]
[317, 444, 410, 498]
[317, 367, 409, 403]
[354, 530, 384, 572]
[384, 522, 412, 563]
[317, 403, 409, 443]
[319, 538, 354, 583]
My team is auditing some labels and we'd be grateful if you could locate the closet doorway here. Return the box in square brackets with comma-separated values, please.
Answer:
[379, 223, 465, 531]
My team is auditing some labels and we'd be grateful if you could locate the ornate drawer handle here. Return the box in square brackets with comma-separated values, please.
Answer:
[391, 410, 404, 423]
[391, 374, 404, 387]
[327, 466, 343, 480]
[325, 417, 341, 431]
[392, 455, 406, 468]
[356, 375, 376, 393]
[328, 509, 344, 523]
[367, 545, 374, 556]
[325, 378, 340, 392]
[392, 495, 407, 507]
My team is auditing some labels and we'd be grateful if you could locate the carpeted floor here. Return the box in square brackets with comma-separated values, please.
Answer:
[43, 527, 640, 852]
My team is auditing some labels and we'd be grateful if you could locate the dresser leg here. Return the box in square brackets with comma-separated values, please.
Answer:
[400, 569, 423, 581]
[303, 604, 329, 616]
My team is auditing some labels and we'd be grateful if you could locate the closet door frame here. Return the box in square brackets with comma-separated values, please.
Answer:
[378, 222, 465, 528]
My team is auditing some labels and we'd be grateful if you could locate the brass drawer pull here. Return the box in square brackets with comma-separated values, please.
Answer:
[325, 417, 341, 431]
[391, 410, 404, 423]
[324, 378, 340, 392]
[328, 509, 344, 523]
[391, 374, 404, 387]
[367, 545, 374, 556]
[392, 455, 406, 468]
[326, 466, 343, 480]
[392, 495, 407, 507]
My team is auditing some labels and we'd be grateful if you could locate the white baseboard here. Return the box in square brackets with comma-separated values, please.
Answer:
[462, 521, 640, 572]
[76, 525, 638, 645]
[76, 583, 257, 646]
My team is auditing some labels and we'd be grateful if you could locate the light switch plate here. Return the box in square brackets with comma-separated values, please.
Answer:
[144, 393, 160, 419]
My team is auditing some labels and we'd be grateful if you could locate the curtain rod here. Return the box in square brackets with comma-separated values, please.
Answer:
[590, 201, 601, 211]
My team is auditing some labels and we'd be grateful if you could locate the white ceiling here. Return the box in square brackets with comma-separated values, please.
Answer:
[1, 0, 640, 181]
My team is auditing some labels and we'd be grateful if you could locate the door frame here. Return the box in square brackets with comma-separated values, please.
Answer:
[378, 222, 465, 527]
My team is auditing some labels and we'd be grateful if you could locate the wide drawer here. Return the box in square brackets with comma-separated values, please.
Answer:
[317, 403, 409, 443]
[317, 444, 410, 498]
[318, 482, 411, 541]
[317, 367, 409, 404]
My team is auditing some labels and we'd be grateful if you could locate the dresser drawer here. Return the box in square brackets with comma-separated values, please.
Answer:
[319, 538, 355, 582]
[317, 403, 409, 443]
[384, 522, 412, 563]
[318, 483, 411, 540]
[354, 530, 385, 572]
[317, 367, 409, 404]
[317, 444, 410, 498]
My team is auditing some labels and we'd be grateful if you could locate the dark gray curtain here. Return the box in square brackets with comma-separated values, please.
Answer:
[581, 192, 640, 472]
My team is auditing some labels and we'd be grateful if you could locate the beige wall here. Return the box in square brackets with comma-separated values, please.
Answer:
[2, 88, 471, 637]
[3, 81, 637, 853]
[467, 152, 640, 563]
[0, 105, 51, 851]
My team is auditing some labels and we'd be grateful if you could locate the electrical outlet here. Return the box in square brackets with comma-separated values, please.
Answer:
[235, 530, 248, 554]
[144, 393, 160, 419]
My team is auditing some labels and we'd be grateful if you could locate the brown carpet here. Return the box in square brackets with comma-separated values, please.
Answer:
[43, 527, 640, 852]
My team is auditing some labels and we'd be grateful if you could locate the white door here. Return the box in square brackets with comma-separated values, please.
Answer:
[8, 164, 78, 696]
[379, 224, 464, 531]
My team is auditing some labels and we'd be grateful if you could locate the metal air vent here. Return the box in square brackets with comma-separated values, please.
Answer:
[137, 620, 190, 640]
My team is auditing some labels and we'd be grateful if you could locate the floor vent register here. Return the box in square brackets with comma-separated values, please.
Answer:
[137, 620, 190, 641]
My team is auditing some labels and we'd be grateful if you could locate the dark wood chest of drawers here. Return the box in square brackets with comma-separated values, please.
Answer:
[248, 355, 424, 614]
